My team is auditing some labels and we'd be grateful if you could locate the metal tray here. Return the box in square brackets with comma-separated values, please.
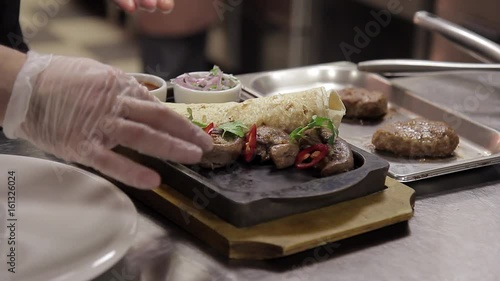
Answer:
[118, 146, 389, 227]
[242, 65, 500, 182]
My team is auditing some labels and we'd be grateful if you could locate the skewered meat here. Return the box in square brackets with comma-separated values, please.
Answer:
[371, 118, 459, 158]
[338, 87, 388, 119]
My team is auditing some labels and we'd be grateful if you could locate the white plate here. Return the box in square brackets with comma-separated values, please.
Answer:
[0, 155, 137, 281]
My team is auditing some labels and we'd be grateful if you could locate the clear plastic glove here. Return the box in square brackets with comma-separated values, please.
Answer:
[3, 51, 212, 189]
[114, 0, 174, 13]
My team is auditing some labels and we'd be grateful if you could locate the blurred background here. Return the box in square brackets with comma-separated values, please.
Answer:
[20, 0, 500, 79]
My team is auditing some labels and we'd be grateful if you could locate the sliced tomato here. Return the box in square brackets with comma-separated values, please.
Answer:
[295, 144, 329, 169]
[244, 124, 257, 162]
[204, 122, 214, 134]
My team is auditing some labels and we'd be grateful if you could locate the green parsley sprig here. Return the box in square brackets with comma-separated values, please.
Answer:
[289, 115, 339, 145]
[219, 121, 248, 138]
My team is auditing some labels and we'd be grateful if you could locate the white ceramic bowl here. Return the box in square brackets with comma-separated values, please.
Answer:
[173, 71, 241, 103]
[128, 73, 168, 102]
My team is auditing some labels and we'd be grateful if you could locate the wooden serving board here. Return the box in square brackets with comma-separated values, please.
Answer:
[124, 177, 415, 260]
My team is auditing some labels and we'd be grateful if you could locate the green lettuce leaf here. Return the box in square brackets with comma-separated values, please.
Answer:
[187, 108, 207, 128]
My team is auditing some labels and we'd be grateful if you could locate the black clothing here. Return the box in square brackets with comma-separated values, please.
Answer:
[0, 0, 28, 52]
[139, 31, 209, 80]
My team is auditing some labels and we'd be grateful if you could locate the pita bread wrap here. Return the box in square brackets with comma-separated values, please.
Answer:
[164, 87, 346, 132]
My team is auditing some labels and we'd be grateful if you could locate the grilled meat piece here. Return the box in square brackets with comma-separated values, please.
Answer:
[298, 128, 323, 147]
[320, 128, 333, 143]
[269, 144, 300, 169]
[257, 126, 289, 145]
[254, 126, 301, 168]
[319, 138, 355, 177]
[298, 128, 335, 147]
[200, 133, 244, 169]
[338, 87, 388, 119]
[255, 144, 270, 162]
[372, 118, 459, 158]
[255, 126, 290, 163]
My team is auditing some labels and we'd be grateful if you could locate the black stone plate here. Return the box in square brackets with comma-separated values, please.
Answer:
[119, 145, 389, 227]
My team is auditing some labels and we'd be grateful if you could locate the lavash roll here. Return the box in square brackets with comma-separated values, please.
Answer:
[164, 87, 346, 133]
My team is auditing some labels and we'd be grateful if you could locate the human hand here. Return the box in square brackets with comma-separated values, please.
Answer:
[3, 51, 212, 189]
[114, 0, 175, 13]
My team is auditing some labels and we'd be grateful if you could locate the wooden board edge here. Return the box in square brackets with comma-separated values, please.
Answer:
[228, 181, 415, 259]
[122, 177, 415, 260]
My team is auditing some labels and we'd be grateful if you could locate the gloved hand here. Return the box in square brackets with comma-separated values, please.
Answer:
[3, 51, 212, 189]
[114, 0, 174, 13]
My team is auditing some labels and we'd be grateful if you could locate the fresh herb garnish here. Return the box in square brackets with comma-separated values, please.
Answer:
[219, 121, 248, 138]
[290, 115, 339, 145]
[187, 108, 208, 128]
[186, 109, 247, 137]
[209, 65, 222, 76]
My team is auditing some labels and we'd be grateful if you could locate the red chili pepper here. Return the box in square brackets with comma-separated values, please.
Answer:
[295, 144, 329, 169]
[204, 122, 214, 134]
[244, 124, 257, 162]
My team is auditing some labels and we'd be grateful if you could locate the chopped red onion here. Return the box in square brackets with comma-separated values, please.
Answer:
[172, 65, 238, 91]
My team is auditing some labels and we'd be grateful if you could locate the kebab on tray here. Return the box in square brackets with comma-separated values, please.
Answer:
[165, 87, 355, 177]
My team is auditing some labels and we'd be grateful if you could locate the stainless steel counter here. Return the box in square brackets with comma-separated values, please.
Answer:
[1, 71, 500, 281]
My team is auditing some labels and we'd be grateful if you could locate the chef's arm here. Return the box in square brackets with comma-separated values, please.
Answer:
[0, 45, 27, 125]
